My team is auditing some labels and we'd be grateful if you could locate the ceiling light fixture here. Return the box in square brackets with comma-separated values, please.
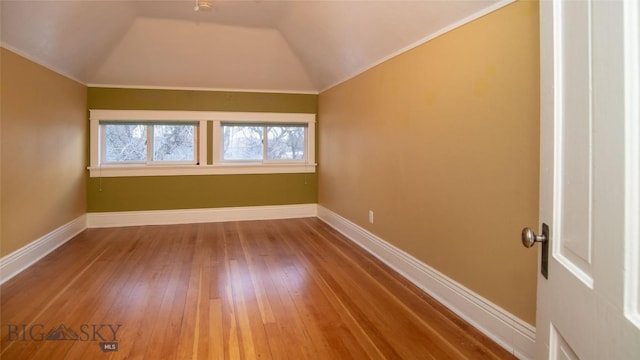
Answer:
[194, 0, 212, 12]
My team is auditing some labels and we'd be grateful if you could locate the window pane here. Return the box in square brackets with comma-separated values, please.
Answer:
[153, 124, 195, 161]
[103, 124, 147, 162]
[222, 125, 263, 161]
[267, 126, 305, 160]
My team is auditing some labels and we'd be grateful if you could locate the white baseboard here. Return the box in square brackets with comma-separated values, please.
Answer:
[87, 204, 318, 228]
[317, 206, 536, 360]
[0, 214, 87, 285]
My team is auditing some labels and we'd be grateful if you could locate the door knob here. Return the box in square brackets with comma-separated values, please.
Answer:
[521, 224, 549, 279]
[521, 227, 547, 248]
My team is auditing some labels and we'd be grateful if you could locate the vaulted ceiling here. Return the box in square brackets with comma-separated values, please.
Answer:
[1, 0, 511, 93]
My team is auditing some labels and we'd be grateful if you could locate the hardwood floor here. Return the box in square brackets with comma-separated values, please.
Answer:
[0, 218, 515, 359]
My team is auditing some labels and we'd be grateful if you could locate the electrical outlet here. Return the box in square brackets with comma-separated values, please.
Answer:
[368, 210, 374, 224]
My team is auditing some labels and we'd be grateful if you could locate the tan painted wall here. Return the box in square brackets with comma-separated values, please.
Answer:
[318, 0, 540, 325]
[1, 48, 87, 257]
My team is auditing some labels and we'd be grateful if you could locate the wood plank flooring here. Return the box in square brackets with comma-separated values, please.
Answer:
[0, 218, 516, 359]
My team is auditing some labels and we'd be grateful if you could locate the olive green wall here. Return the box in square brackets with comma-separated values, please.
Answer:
[1, 48, 87, 257]
[88, 88, 317, 112]
[87, 87, 318, 212]
[318, 0, 539, 325]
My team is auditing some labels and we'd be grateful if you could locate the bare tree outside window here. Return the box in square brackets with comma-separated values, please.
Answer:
[92, 110, 315, 178]
[104, 124, 147, 162]
[153, 124, 195, 161]
[222, 125, 263, 161]
[267, 126, 305, 160]
[222, 124, 306, 161]
[102, 123, 196, 163]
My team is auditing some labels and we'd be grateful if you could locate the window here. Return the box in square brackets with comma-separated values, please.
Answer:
[89, 110, 316, 177]
[222, 124, 307, 162]
[101, 123, 197, 164]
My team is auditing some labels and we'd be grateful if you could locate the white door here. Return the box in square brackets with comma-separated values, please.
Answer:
[531, 0, 640, 359]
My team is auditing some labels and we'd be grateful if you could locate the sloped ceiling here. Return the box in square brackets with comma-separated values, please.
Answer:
[1, 0, 512, 93]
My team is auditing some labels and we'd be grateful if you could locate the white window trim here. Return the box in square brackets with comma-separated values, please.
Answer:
[89, 110, 317, 177]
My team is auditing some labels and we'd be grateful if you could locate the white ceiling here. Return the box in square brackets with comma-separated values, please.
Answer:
[1, 0, 512, 93]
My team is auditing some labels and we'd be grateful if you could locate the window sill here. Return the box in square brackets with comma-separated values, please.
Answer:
[87, 163, 317, 177]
